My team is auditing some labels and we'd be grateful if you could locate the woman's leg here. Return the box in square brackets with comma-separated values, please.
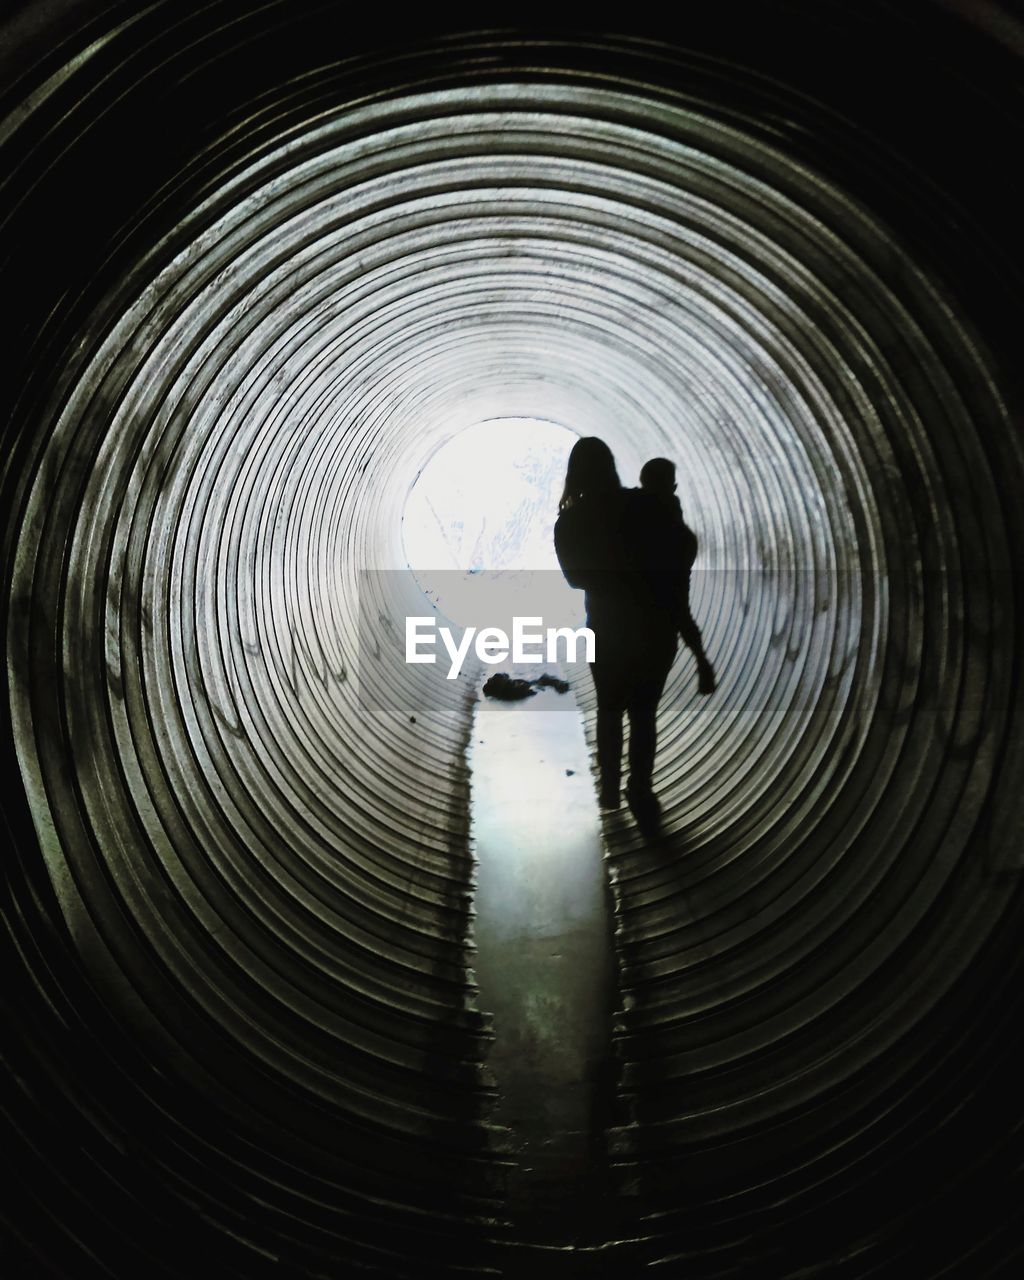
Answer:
[591, 659, 628, 804]
[596, 697, 624, 799]
[627, 706, 655, 793]
[625, 640, 675, 798]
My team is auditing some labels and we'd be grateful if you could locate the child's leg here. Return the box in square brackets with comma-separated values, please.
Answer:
[677, 609, 716, 694]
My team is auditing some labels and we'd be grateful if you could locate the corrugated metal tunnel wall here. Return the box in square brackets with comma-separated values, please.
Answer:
[2, 2, 1022, 1276]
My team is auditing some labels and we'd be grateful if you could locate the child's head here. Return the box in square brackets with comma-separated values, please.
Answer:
[640, 457, 676, 495]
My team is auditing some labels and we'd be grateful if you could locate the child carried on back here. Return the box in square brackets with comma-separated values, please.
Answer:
[639, 457, 716, 695]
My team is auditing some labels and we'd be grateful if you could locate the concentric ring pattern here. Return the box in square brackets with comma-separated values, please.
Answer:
[3, 3, 1022, 1276]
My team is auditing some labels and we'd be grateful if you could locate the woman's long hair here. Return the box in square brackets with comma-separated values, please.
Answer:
[559, 436, 621, 511]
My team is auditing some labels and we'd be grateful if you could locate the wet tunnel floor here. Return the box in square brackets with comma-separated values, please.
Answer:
[468, 679, 626, 1266]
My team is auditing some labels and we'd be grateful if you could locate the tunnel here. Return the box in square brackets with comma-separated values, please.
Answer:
[2, 2, 1022, 1276]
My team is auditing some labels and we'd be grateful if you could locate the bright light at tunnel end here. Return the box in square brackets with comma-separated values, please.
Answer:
[390, 416, 593, 686]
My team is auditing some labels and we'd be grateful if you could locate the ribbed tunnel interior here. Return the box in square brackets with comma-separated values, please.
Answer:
[3, 3, 1023, 1276]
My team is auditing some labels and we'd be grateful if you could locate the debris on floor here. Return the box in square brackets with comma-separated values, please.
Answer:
[534, 673, 571, 694]
[482, 672, 536, 700]
[482, 671, 571, 700]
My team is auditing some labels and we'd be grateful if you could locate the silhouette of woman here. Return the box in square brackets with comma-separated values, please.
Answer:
[553, 437, 679, 812]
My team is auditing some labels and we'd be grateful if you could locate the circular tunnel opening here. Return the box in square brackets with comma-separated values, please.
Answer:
[2, 5, 1023, 1278]
[401, 416, 584, 635]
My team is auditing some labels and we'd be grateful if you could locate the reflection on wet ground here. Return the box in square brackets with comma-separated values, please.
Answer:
[469, 681, 624, 1267]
